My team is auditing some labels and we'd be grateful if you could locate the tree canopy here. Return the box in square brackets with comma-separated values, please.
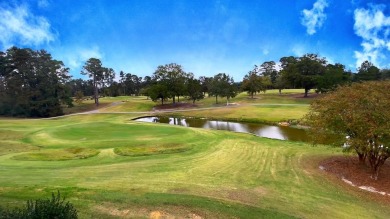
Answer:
[305, 81, 390, 179]
[242, 65, 270, 98]
[153, 63, 186, 104]
[209, 73, 237, 104]
[0, 47, 72, 117]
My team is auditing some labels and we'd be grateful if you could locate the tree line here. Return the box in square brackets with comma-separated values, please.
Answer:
[1, 46, 390, 117]
[242, 54, 390, 98]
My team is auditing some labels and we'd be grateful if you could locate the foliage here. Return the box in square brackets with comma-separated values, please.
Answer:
[74, 91, 84, 104]
[199, 76, 212, 96]
[81, 58, 103, 106]
[0, 47, 73, 117]
[148, 84, 169, 105]
[0, 191, 77, 219]
[209, 73, 237, 104]
[242, 65, 270, 98]
[185, 74, 204, 104]
[153, 63, 186, 104]
[260, 61, 278, 86]
[81, 58, 115, 106]
[120, 71, 143, 96]
[305, 81, 390, 179]
[355, 60, 381, 81]
[316, 63, 351, 93]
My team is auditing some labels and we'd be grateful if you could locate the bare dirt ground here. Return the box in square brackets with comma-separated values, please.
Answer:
[321, 156, 390, 202]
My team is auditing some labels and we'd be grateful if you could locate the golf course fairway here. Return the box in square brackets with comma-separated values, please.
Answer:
[0, 113, 389, 218]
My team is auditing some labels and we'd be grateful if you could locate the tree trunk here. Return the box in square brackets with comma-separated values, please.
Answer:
[161, 98, 164, 105]
[358, 153, 366, 165]
[93, 74, 99, 106]
[279, 89, 282, 95]
[173, 95, 176, 104]
[178, 96, 180, 102]
[251, 92, 254, 98]
[215, 95, 218, 104]
[304, 88, 309, 98]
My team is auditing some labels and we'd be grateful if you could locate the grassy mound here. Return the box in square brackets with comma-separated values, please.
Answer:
[12, 148, 99, 161]
[114, 143, 192, 156]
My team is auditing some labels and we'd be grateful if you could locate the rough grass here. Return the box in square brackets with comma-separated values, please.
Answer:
[12, 148, 99, 161]
[0, 114, 389, 218]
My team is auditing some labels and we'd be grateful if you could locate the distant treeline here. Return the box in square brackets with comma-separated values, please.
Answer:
[1, 47, 389, 117]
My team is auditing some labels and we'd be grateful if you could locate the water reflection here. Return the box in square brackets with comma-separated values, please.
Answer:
[135, 116, 309, 142]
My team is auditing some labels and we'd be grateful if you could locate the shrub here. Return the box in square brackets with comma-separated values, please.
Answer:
[0, 191, 77, 219]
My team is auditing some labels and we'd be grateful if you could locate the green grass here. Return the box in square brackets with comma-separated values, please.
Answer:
[163, 104, 309, 124]
[0, 113, 389, 218]
[12, 148, 99, 161]
[114, 142, 192, 156]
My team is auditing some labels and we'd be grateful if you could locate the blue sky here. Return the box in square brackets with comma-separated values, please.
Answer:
[1, 0, 390, 80]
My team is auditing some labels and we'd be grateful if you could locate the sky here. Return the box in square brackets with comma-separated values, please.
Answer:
[1, 0, 390, 81]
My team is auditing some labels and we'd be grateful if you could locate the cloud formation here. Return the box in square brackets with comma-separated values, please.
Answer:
[354, 4, 390, 68]
[0, 4, 55, 49]
[66, 46, 104, 70]
[38, 0, 50, 9]
[301, 0, 329, 35]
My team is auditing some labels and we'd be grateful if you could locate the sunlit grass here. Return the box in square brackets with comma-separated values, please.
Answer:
[0, 114, 389, 218]
[63, 90, 313, 115]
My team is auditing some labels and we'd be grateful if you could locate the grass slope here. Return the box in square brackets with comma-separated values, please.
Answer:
[0, 114, 389, 218]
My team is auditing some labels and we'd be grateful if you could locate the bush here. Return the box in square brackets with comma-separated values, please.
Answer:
[0, 191, 77, 219]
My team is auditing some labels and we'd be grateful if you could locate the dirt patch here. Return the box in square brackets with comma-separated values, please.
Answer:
[153, 103, 197, 110]
[320, 156, 390, 201]
[94, 205, 133, 217]
[95, 204, 204, 219]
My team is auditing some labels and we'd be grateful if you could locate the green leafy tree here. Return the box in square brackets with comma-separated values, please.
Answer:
[380, 68, 390, 80]
[81, 58, 104, 106]
[209, 73, 237, 104]
[119, 70, 125, 94]
[0, 47, 72, 117]
[316, 63, 351, 93]
[102, 67, 115, 96]
[355, 60, 381, 81]
[296, 54, 327, 97]
[273, 74, 286, 95]
[260, 61, 278, 86]
[153, 63, 186, 104]
[280, 54, 327, 97]
[186, 74, 204, 104]
[199, 76, 212, 97]
[148, 84, 169, 105]
[305, 81, 390, 180]
[242, 65, 266, 98]
[279, 56, 299, 89]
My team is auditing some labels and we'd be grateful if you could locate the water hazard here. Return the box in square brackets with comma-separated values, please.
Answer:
[135, 116, 309, 142]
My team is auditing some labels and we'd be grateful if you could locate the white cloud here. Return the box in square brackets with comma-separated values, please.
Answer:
[301, 0, 329, 35]
[291, 44, 306, 57]
[38, 0, 50, 9]
[353, 4, 390, 68]
[0, 4, 55, 49]
[65, 46, 104, 70]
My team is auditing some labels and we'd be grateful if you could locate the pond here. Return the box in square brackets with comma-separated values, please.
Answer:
[134, 116, 310, 142]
